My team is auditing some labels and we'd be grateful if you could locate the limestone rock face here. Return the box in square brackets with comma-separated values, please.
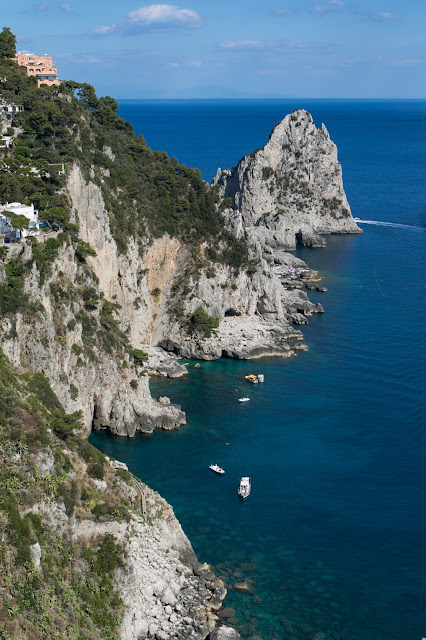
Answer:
[0, 281, 185, 437]
[0, 166, 186, 437]
[209, 626, 242, 640]
[28, 461, 231, 640]
[71, 480, 228, 640]
[158, 258, 320, 360]
[67, 164, 154, 348]
[214, 109, 361, 252]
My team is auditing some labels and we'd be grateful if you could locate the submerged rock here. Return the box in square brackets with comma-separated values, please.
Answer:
[217, 607, 236, 619]
[233, 581, 254, 595]
[210, 626, 242, 640]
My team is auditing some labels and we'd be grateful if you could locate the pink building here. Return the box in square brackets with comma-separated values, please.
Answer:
[13, 52, 61, 87]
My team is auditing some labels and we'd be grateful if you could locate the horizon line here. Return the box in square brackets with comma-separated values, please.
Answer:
[115, 96, 426, 101]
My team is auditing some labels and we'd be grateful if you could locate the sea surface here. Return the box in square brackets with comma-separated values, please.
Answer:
[90, 100, 426, 640]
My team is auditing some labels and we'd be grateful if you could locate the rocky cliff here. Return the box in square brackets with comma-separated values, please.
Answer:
[214, 109, 361, 253]
[0, 185, 186, 438]
[72, 465, 228, 640]
[0, 350, 227, 639]
[0, 63, 362, 640]
[0, 110, 361, 433]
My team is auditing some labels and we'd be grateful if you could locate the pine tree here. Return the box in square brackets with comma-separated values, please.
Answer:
[0, 27, 16, 59]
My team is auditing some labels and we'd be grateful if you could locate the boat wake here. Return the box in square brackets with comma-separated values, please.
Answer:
[354, 218, 425, 232]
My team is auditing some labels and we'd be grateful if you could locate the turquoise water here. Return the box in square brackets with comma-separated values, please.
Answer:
[90, 100, 426, 639]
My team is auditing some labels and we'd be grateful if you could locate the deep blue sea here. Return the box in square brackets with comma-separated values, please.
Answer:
[90, 100, 426, 640]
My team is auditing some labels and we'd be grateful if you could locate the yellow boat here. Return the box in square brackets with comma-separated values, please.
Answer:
[245, 373, 264, 383]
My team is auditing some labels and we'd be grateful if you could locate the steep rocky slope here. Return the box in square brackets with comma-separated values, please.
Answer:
[68, 164, 320, 362]
[214, 109, 361, 253]
[0, 231, 185, 437]
[0, 351, 226, 640]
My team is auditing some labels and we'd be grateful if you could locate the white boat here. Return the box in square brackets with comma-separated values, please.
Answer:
[257, 374, 264, 383]
[238, 397, 250, 402]
[209, 464, 225, 475]
[238, 477, 251, 499]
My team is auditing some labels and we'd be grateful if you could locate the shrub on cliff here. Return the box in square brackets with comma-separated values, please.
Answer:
[50, 408, 83, 438]
[132, 349, 149, 365]
[190, 306, 219, 338]
[0, 257, 28, 316]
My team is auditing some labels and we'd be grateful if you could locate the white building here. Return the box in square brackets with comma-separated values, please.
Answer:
[0, 101, 23, 122]
[0, 135, 12, 149]
[0, 202, 40, 241]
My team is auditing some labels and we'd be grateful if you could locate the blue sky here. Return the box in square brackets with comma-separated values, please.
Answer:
[3, 0, 426, 98]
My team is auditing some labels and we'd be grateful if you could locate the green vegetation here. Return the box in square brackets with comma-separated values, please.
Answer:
[190, 306, 219, 338]
[0, 28, 249, 269]
[0, 256, 28, 316]
[132, 349, 149, 366]
[0, 350, 129, 639]
[220, 196, 233, 210]
[4, 211, 29, 230]
[27, 372, 62, 411]
[0, 26, 16, 59]
[50, 408, 83, 438]
[262, 166, 273, 180]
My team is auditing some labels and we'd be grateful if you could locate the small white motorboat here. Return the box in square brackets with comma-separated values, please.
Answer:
[209, 464, 225, 475]
[238, 397, 250, 402]
[238, 477, 251, 499]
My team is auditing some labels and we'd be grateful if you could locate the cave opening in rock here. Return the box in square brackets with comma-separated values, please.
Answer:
[295, 231, 304, 246]
[91, 401, 104, 432]
[224, 308, 241, 317]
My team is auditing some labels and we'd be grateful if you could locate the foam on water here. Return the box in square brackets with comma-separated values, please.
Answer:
[355, 218, 425, 231]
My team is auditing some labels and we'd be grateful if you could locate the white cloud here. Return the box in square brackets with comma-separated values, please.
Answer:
[57, 53, 102, 64]
[94, 24, 117, 34]
[371, 11, 396, 21]
[220, 40, 272, 49]
[220, 39, 333, 55]
[339, 55, 383, 66]
[313, 0, 344, 13]
[85, 55, 102, 64]
[272, 7, 294, 15]
[128, 4, 200, 27]
[36, 2, 72, 11]
[393, 59, 425, 66]
[188, 58, 202, 67]
[95, 4, 201, 35]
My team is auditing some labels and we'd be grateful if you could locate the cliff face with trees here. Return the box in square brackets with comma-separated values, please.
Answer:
[0, 32, 320, 433]
[0, 26, 360, 640]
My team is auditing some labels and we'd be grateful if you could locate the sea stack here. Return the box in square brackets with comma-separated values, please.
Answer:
[214, 109, 361, 253]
